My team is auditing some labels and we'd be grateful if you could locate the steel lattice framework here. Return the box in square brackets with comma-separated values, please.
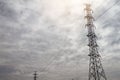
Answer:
[84, 4, 107, 80]
[33, 71, 38, 80]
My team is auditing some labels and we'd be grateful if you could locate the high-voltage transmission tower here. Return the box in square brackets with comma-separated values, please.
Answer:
[84, 4, 107, 80]
[33, 71, 38, 80]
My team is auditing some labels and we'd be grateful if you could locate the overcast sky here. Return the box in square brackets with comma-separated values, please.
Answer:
[0, 0, 120, 80]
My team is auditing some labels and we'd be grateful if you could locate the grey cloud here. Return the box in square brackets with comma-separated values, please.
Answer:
[0, 65, 17, 75]
[0, 0, 120, 80]
[0, 1, 18, 21]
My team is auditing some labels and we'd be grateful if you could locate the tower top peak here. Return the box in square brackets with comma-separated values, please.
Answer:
[85, 3, 91, 6]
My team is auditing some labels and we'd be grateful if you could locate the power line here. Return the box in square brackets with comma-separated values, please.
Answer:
[39, 52, 60, 72]
[96, 0, 120, 21]
[38, 47, 71, 73]
[96, 10, 120, 27]
[94, 0, 111, 11]
[42, 0, 120, 73]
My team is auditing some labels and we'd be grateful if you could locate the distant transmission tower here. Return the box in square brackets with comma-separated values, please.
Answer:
[84, 4, 107, 80]
[33, 71, 38, 80]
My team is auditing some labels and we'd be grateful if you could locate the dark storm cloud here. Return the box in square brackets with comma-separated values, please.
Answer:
[0, 65, 17, 75]
[0, 0, 18, 21]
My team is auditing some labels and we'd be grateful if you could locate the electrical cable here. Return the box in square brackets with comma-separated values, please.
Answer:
[36, 0, 120, 76]
[96, 0, 120, 21]
[41, 0, 120, 71]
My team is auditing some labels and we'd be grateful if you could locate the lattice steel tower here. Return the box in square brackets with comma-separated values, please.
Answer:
[84, 4, 107, 80]
[33, 71, 38, 80]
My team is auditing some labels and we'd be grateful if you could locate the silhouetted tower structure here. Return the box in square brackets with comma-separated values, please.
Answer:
[84, 4, 107, 80]
[33, 71, 38, 80]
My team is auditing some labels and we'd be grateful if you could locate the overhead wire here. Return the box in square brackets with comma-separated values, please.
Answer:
[38, 48, 63, 73]
[36, 53, 61, 80]
[41, 0, 118, 63]
[44, 16, 86, 75]
[37, 0, 120, 76]
[39, 4, 88, 73]
[96, 9, 120, 28]
[93, 0, 111, 13]
[39, 0, 120, 73]
[95, 0, 120, 21]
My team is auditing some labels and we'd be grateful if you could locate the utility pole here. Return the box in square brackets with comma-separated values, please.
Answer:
[33, 71, 38, 80]
[84, 4, 107, 80]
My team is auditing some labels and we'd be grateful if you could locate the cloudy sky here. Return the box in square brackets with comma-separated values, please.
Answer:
[0, 0, 120, 80]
